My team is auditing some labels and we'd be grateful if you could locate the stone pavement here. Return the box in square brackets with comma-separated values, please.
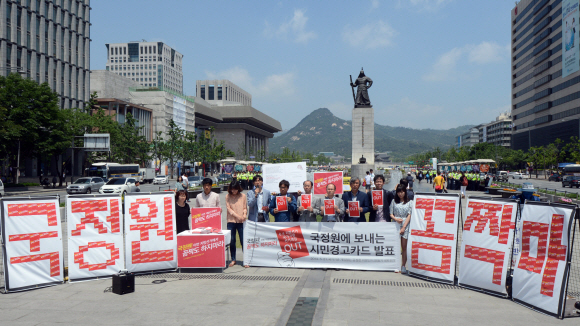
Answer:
[0, 265, 577, 325]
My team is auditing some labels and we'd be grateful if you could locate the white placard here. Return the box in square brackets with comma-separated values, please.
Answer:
[458, 198, 518, 296]
[407, 193, 461, 284]
[262, 162, 307, 193]
[2, 197, 64, 291]
[512, 202, 575, 318]
[243, 221, 401, 271]
[124, 193, 177, 273]
[67, 195, 125, 281]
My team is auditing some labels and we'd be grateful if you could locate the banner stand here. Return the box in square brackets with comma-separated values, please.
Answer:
[407, 193, 461, 286]
[1, 196, 64, 293]
[512, 201, 577, 319]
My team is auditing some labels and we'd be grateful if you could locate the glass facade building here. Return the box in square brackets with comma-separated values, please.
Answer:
[0, 0, 91, 109]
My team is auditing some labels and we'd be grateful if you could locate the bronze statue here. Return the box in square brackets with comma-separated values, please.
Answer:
[350, 68, 373, 107]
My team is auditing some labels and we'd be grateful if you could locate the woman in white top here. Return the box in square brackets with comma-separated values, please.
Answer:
[390, 184, 413, 274]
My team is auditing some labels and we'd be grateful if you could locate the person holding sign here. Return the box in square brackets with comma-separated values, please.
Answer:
[247, 175, 272, 223]
[389, 184, 413, 274]
[368, 175, 394, 222]
[226, 180, 247, 267]
[315, 183, 344, 222]
[297, 181, 319, 222]
[341, 177, 370, 222]
[269, 180, 297, 222]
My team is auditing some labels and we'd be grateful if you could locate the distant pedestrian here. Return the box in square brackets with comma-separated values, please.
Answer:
[459, 172, 468, 198]
[52, 175, 57, 188]
[406, 172, 414, 189]
[364, 171, 372, 193]
[433, 171, 445, 193]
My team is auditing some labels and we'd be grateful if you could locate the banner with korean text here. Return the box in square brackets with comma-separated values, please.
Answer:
[313, 172, 343, 195]
[408, 193, 461, 284]
[66, 195, 124, 282]
[512, 202, 576, 318]
[177, 231, 231, 268]
[190, 207, 222, 230]
[1, 196, 64, 292]
[124, 193, 177, 273]
[458, 197, 518, 297]
[243, 221, 401, 271]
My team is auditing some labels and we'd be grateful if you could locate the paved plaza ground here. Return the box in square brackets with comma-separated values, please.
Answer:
[0, 173, 579, 325]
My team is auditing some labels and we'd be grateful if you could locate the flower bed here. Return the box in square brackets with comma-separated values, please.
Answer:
[502, 188, 516, 192]
[558, 197, 574, 204]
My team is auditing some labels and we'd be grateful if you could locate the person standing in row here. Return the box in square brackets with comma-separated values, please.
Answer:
[247, 175, 271, 222]
[269, 180, 297, 222]
[368, 175, 394, 222]
[390, 184, 412, 274]
[297, 180, 319, 222]
[342, 177, 370, 222]
[174, 190, 190, 235]
[315, 183, 344, 222]
[196, 178, 220, 207]
[226, 181, 247, 267]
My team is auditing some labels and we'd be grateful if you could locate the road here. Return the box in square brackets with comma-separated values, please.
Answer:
[503, 175, 580, 193]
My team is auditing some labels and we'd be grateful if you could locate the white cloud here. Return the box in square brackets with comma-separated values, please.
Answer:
[342, 21, 396, 49]
[264, 9, 316, 44]
[371, 0, 380, 9]
[423, 42, 509, 82]
[205, 67, 296, 99]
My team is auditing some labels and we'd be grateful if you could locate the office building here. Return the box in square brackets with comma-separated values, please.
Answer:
[0, 0, 91, 109]
[457, 127, 481, 147]
[105, 41, 183, 94]
[196, 79, 251, 106]
[457, 113, 513, 148]
[511, 0, 580, 150]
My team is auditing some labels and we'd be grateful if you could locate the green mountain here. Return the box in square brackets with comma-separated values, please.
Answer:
[269, 108, 473, 161]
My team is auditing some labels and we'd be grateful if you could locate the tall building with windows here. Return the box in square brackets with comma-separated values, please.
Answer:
[196, 79, 251, 106]
[0, 0, 91, 109]
[511, 0, 580, 150]
[105, 41, 183, 94]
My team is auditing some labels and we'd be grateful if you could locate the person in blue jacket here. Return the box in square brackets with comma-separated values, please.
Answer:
[342, 177, 370, 222]
[269, 179, 297, 222]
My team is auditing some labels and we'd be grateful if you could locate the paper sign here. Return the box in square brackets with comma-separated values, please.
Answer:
[348, 201, 360, 217]
[372, 190, 383, 206]
[276, 196, 289, 212]
[324, 199, 335, 216]
[301, 194, 312, 208]
[190, 207, 222, 230]
[313, 172, 343, 195]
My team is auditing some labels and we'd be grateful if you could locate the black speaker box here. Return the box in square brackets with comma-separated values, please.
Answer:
[112, 273, 135, 295]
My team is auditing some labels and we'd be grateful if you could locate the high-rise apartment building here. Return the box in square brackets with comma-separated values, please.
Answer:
[511, 0, 580, 150]
[0, 0, 91, 109]
[105, 41, 183, 94]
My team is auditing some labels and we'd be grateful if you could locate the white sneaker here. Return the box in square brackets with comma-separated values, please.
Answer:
[401, 266, 407, 274]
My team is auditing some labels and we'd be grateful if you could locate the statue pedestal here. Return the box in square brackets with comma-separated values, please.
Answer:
[352, 107, 375, 165]
[351, 164, 375, 185]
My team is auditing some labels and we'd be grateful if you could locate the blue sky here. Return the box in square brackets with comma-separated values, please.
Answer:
[90, 0, 516, 131]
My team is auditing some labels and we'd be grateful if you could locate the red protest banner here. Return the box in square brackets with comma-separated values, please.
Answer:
[313, 172, 343, 195]
[372, 190, 383, 206]
[324, 199, 335, 216]
[348, 201, 360, 217]
[190, 207, 222, 230]
[301, 194, 312, 208]
[276, 196, 289, 212]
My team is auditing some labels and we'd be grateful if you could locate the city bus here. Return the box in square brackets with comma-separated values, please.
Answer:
[562, 164, 580, 176]
[88, 163, 140, 180]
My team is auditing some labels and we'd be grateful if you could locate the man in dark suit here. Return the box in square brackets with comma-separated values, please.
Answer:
[247, 175, 272, 222]
[342, 177, 370, 222]
[368, 175, 394, 222]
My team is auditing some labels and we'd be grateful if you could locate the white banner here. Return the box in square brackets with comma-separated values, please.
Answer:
[407, 194, 461, 283]
[458, 198, 518, 296]
[563, 0, 580, 78]
[2, 197, 64, 291]
[262, 162, 307, 193]
[512, 202, 576, 318]
[243, 221, 401, 271]
[66, 195, 124, 281]
[124, 193, 177, 273]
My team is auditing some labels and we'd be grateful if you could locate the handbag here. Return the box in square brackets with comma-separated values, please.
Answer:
[435, 185, 442, 190]
[461, 177, 468, 186]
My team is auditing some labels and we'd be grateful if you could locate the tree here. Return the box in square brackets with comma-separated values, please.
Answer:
[165, 119, 184, 178]
[150, 131, 167, 174]
[114, 113, 148, 164]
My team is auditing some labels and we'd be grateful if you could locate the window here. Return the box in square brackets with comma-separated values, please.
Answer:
[6, 44, 11, 67]
[6, 4, 12, 42]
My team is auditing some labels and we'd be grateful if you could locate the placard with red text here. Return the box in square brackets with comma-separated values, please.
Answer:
[313, 172, 343, 195]
[190, 207, 221, 230]
[407, 193, 460, 284]
[124, 193, 177, 273]
[512, 202, 575, 318]
[2, 197, 63, 292]
[458, 198, 517, 296]
[372, 190, 383, 206]
[348, 201, 360, 217]
[324, 199, 335, 216]
[66, 195, 124, 282]
[177, 233, 226, 268]
[276, 196, 288, 212]
[301, 194, 312, 209]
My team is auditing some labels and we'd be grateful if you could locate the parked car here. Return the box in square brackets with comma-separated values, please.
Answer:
[509, 172, 523, 179]
[99, 178, 138, 194]
[562, 176, 580, 188]
[188, 176, 203, 188]
[548, 173, 563, 182]
[153, 175, 169, 184]
[66, 177, 105, 194]
[495, 171, 509, 182]
[0, 179, 4, 197]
